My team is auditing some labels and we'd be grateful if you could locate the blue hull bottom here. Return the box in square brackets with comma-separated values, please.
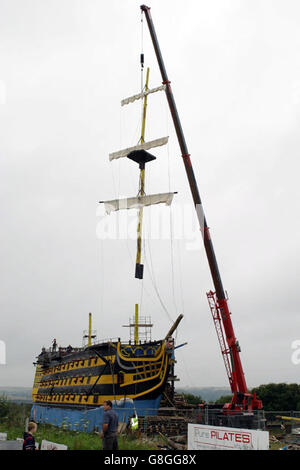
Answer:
[30, 396, 162, 433]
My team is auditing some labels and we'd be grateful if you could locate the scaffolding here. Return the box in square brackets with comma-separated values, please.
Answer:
[122, 315, 153, 344]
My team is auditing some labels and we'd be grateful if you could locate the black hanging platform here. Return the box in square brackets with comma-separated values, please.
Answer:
[127, 149, 156, 169]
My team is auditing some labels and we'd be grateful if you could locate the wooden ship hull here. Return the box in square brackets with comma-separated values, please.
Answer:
[32, 339, 174, 415]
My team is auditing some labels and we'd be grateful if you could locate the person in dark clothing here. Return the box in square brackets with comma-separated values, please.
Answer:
[23, 421, 37, 450]
[101, 400, 119, 450]
[52, 338, 57, 352]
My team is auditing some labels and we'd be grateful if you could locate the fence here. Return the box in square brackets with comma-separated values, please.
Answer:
[30, 405, 270, 435]
[137, 407, 266, 436]
[4, 402, 300, 439]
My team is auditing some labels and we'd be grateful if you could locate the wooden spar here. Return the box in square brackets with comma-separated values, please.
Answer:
[164, 314, 184, 340]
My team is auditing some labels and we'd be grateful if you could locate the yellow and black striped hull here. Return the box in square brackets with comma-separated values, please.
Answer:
[32, 340, 173, 410]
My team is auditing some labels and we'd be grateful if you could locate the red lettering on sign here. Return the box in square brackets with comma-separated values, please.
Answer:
[242, 434, 251, 444]
[210, 429, 251, 445]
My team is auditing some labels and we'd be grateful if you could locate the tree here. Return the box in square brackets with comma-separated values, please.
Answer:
[182, 393, 203, 405]
[251, 383, 300, 411]
[215, 395, 232, 405]
[0, 395, 9, 418]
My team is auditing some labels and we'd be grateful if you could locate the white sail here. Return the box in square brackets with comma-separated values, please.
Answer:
[103, 192, 175, 215]
[109, 136, 169, 161]
[121, 85, 166, 106]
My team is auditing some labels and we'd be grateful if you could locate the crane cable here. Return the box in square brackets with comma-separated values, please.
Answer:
[140, 10, 144, 97]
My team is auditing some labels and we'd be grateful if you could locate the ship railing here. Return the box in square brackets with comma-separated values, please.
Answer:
[40, 347, 85, 354]
[83, 337, 119, 347]
[41, 338, 160, 355]
[85, 337, 159, 347]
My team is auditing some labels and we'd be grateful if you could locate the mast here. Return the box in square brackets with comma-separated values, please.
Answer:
[135, 67, 150, 280]
[88, 312, 92, 346]
[101, 58, 178, 345]
[83, 313, 96, 347]
[140, 5, 260, 408]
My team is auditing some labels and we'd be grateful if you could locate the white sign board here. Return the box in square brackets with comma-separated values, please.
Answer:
[0, 433, 7, 441]
[41, 440, 68, 451]
[188, 423, 269, 450]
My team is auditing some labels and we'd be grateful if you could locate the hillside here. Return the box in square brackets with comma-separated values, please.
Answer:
[0, 386, 232, 404]
[0, 387, 32, 403]
[176, 387, 231, 402]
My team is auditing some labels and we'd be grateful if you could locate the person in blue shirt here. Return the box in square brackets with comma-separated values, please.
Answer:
[101, 400, 119, 450]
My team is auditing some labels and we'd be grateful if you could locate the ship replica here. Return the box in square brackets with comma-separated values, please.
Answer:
[32, 5, 264, 431]
[31, 16, 183, 424]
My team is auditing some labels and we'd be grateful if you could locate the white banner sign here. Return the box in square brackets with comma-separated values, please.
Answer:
[41, 439, 68, 450]
[188, 423, 269, 450]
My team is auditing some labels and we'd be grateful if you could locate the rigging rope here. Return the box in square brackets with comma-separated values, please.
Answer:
[140, 10, 145, 139]
[144, 224, 174, 324]
[140, 10, 144, 94]
[166, 110, 178, 316]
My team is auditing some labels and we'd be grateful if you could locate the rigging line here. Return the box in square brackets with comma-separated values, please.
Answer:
[125, 238, 134, 264]
[99, 236, 104, 319]
[110, 161, 118, 200]
[138, 232, 160, 316]
[143, 222, 174, 324]
[177, 239, 185, 315]
[123, 224, 150, 307]
[117, 107, 124, 196]
[140, 9, 144, 95]
[119, 107, 139, 195]
[164, 95, 185, 316]
[140, 10, 144, 132]
[170, 222, 178, 313]
[119, 93, 140, 193]
[175, 327, 178, 343]
[119, 100, 139, 201]
[138, 236, 145, 314]
[166, 128, 178, 315]
[179, 350, 195, 388]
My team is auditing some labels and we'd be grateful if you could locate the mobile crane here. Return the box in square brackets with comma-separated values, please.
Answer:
[141, 5, 264, 429]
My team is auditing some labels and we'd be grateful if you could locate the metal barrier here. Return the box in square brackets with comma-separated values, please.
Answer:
[136, 408, 266, 436]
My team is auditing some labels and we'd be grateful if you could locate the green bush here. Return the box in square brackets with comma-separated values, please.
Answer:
[251, 383, 300, 411]
[182, 393, 203, 405]
[0, 395, 9, 418]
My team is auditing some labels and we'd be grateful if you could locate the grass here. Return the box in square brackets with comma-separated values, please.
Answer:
[0, 399, 161, 450]
[0, 421, 161, 450]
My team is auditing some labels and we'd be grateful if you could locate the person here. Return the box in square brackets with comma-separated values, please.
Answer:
[101, 400, 119, 450]
[126, 413, 138, 434]
[130, 414, 139, 432]
[23, 421, 38, 451]
[52, 338, 57, 352]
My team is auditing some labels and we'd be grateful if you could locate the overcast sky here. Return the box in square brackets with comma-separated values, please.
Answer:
[0, 0, 300, 392]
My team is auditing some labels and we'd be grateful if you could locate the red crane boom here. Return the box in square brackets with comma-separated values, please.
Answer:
[141, 4, 262, 413]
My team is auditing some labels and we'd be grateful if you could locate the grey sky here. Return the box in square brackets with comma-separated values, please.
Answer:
[0, 0, 300, 391]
